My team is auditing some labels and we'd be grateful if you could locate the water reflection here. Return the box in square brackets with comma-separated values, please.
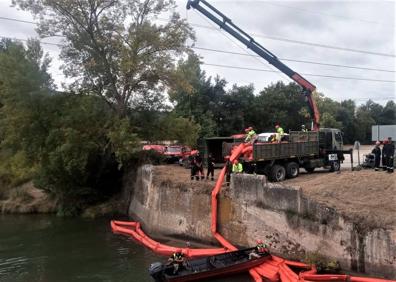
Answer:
[0, 215, 249, 282]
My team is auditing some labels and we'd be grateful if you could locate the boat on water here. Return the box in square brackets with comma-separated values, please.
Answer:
[148, 247, 270, 282]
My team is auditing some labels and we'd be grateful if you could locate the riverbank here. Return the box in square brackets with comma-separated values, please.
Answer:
[0, 182, 125, 217]
[0, 182, 56, 214]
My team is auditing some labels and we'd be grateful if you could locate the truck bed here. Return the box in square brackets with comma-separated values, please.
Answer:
[253, 131, 319, 161]
[253, 141, 319, 161]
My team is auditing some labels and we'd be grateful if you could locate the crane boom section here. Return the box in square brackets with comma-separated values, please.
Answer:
[187, 0, 320, 130]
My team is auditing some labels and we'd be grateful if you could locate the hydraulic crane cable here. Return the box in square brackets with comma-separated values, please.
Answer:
[0, 15, 394, 58]
[203, 63, 396, 83]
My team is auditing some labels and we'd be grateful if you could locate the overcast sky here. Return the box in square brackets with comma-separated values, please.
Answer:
[0, 0, 395, 105]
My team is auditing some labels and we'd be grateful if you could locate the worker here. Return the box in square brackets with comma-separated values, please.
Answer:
[206, 154, 215, 181]
[383, 137, 395, 173]
[301, 125, 308, 132]
[225, 158, 232, 186]
[371, 141, 382, 171]
[232, 159, 243, 173]
[168, 248, 185, 274]
[268, 134, 277, 143]
[382, 139, 388, 171]
[275, 124, 284, 142]
[249, 239, 268, 259]
[244, 127, 257, 143]
[194, 152, 204, 180]
[189, 155, 196, 180]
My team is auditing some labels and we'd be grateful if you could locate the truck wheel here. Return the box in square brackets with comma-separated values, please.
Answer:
[286, 162, 299, 178]
[330, 161, 340, 172]
[304, 167, 315, 173]
[270, 165, 286, 182]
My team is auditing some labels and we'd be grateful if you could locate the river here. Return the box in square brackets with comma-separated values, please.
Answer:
[0, 215, 249, 282]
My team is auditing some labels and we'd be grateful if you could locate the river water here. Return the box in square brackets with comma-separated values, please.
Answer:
[0, 215, 249, 282]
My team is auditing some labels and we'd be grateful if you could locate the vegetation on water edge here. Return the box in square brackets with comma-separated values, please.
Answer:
[304, 251, 341, 274]
[1, 0, 394, 215]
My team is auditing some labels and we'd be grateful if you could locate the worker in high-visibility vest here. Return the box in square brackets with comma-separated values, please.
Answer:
[168, 248, 185, 274]
[244, 126, 257, 143]
[249, 239, 269, 259]
[232, 159, 243, 173]
[275, 124, 284, 142]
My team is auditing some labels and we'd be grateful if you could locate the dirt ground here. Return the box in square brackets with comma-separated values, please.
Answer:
[284, 170, 396, 230]
[154, 164, 396, 230]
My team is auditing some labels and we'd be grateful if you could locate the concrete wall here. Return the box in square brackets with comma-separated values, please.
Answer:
[127, 165, 215, 243]
[126, 165, 396, 279]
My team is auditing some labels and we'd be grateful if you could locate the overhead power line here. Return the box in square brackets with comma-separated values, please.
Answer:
[0, 35, 63, 47]
[0, 16, 36, 25]
[203, 63, 396, 83]
[1, 14, 395, 58]
[193, 46, 395, 73]
[1, 14, 393, 73]
[1, 35, 395, 85]
[261, 2, 393, 27]
[175, 19, 395, 58]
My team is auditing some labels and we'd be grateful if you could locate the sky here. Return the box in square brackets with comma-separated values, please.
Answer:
[0, 0, 395, 105]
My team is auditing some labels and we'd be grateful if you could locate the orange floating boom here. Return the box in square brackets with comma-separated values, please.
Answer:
[110, 220, 228, 257]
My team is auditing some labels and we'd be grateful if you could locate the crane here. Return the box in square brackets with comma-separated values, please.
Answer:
[187, 0, 321, 131]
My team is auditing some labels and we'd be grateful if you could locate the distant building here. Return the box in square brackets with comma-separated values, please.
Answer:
[372, 125, 396, 142]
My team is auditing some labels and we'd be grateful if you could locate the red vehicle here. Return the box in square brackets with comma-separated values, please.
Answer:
[164, 145, 198, 165]
[142, 145, 166, 154]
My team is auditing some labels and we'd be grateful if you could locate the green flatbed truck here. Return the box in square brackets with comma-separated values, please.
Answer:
[209, 128, 353, 182]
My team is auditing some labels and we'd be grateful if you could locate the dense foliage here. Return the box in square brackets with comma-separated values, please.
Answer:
[170, 54, 395, 144]
[13, 0, 194, 116]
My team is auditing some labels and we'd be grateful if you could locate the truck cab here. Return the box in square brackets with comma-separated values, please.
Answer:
[315, 128, 345, 172]
[319, 128, 343, 151]
[163, 145, 192, 164]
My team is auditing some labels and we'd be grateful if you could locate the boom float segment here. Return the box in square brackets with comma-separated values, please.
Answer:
[110, 220, 228, 257]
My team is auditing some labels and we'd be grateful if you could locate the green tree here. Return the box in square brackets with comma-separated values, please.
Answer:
[220, 84, 256, 135]
[159, 113, 200, 147]
[35, 95, 137, 215]
[379, 101, 396, 125]
[170, 54, 226, 137]
[336, 100, 356, 144]
[256, 82, 307, 132]
[0, 39, 53, 186]
[354, 105, 375, 143]
[0, 39, 138, 214]
[14, 0, 194, 116]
